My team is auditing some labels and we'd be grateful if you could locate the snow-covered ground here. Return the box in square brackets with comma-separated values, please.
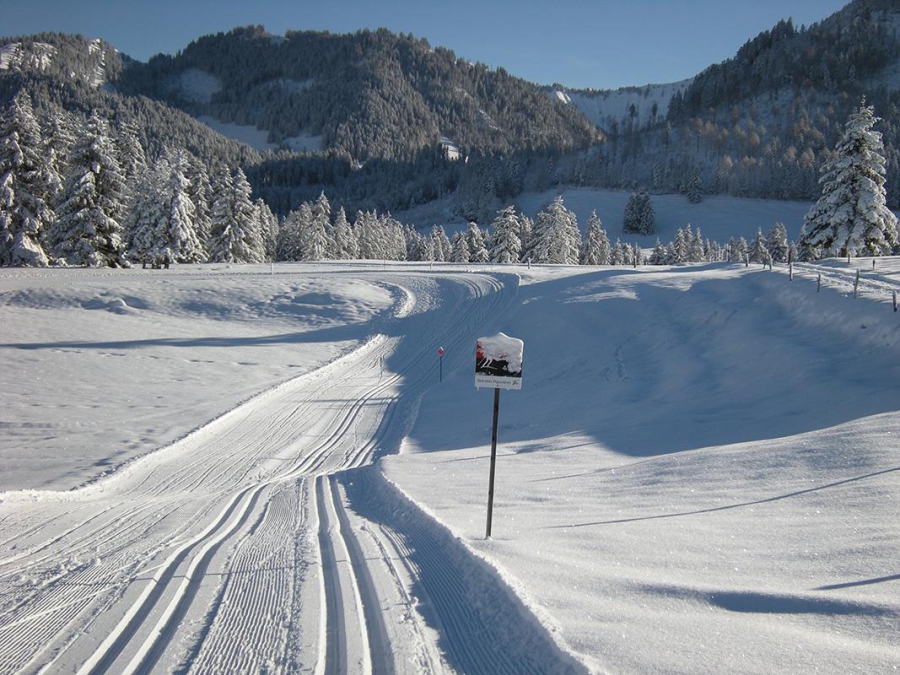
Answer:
[195, 115, 323, 153]
[1, 257, 898, 673]
[552, 80, 693, 131]
[515, 187, 816, 244]
[396, 187, 816, 245]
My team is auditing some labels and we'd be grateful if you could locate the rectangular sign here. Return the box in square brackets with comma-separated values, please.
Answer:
[475, 333, 523, 390]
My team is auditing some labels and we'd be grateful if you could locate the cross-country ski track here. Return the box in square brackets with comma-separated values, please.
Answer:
[0, 269, 586, 675]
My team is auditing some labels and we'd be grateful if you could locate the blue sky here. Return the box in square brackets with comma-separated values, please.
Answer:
[1, 0, 850, 89]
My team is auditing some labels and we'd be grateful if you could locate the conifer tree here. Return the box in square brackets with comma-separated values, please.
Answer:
[208, 168, 264, 263]
[332, 207, 359, 259]
[766, 222, 790, 263]
[465, 221, 490, 263]
[0, 92, 57, 266]
[533, 195, 580, 264]
[579, 210, 610, 265]
[450, 231, 469, 262]
[801, 100, 898, 257]
[518, 215, 534, 262]
[276, 207, 304, 261]
[623, 191, 655, 235]
[488, 206, 522, 263]
[52, 112, 128, 267]
[748, 229, 769, 263]
[686, 173, 703, 203]
[689, 225, 705, 262]
[152, 154, 205, 264]
[256, 198, 279, 261]
[649, 238, 667, 265]
[430, 224, 451, 262]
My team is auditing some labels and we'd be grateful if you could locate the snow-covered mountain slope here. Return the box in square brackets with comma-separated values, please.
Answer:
[1, 259, 898, 674]
[552, 79, 692, 130]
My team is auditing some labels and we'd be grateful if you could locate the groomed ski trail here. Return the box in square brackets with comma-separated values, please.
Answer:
[0, 268, 590, 674]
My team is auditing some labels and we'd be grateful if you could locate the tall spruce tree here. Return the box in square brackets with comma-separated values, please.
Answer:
[465, 221, 490, 263]
[488, 206, 522, 263]
[800, 100, 898, 258]
[766, 222, 790, 263]
[0, 92, 57, 266]
[208, 168, 264, 263]
[52, 112, 128, 267]
[580, 210, 610, 265]
[533, 195, 580, 264]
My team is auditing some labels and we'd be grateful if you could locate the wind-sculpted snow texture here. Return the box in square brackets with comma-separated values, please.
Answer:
[2, 258, 900, 674]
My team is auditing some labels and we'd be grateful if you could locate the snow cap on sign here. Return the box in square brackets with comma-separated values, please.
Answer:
[476, 332, 524, 372]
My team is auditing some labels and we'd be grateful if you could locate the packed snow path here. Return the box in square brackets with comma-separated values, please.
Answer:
[0, 268, 583, 674]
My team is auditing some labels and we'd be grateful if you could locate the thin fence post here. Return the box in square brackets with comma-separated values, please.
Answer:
[854, 270, 860, 298]
[789, 262, 793, 281]
[817, 273, 822, 292]
[894, 291, 897, 312]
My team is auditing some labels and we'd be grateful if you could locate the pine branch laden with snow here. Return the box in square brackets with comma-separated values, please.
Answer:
[801, 100, 899, 258]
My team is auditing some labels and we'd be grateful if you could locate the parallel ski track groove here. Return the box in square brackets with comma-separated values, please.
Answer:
[0, 271, 515, 675]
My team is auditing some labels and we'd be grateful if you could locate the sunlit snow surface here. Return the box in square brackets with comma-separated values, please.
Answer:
[1, 258, 898, 674]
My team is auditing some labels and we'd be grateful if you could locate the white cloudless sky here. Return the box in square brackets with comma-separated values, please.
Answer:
[1, 0, 851, 89]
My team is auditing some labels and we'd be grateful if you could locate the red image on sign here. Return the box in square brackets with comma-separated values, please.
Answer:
[437, 347, 445, 356]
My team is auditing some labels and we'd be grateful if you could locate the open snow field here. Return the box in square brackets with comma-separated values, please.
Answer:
[1, 258, 899, 674]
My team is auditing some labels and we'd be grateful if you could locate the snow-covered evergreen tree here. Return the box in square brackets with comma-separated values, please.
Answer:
[796, 223, 820, 261]
[379, 213, 407, 260]
[800, 100, 898, 257]
[748, 228, 769, 264]
[670, 227, 689, 263]
[488, 206, 522, 263]
[116, 120, 148, 221]
[208, 168, 264, 263]
[649, 238, 667, 265]
[689, 226, 705, 262]
[332, 207, 358, 259]
[276, 206, 304, 261]
[0, 92, 58, 266]
[766, 222, 789, 263]
[256, 198, 279, 261]
[579, 210, 610, 265]
[465, 221, 490, 263]
[430, 224, 451, 262]
[185, 157, 213, 248]
[533, 195, 580, 264]
[52, 112, 128, 267]
[623, 191, 655, 235]
[518, 215, 534, 262]
[158, 155, 205, 264]
[125, 161, 167, 265]
[611, 239, 626, 265]
[355, 211, 381, 260]
[686, 173, 703, 203]
[450, 231, 469, 262]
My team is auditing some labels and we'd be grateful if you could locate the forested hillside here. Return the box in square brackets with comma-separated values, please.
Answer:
[5, 0, 900, 268]
[560, 0, 900, 207]
[116, 26, 602, 162]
